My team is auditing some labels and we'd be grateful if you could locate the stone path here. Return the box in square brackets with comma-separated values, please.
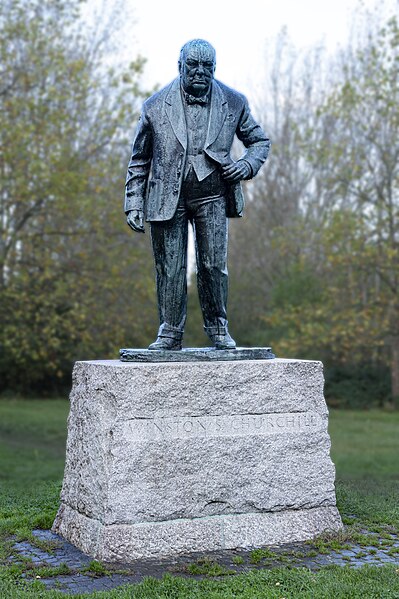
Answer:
[8, 529, 399, 595]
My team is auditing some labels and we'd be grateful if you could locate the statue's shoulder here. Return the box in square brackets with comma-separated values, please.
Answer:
[214, 80, 247, 108]
[143, 80, 176, 112]
[215, 79, 247, 102]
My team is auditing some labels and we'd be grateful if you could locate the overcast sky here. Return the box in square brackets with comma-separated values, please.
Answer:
[113, 0, 397, 94]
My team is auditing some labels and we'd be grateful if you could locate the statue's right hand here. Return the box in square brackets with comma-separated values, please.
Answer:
[126, 209, 145, 233]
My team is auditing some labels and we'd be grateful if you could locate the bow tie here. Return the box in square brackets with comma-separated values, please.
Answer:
[185, 93, 209, 106]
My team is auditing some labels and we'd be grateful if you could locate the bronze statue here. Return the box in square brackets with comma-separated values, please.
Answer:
[125, 39, 270, 350]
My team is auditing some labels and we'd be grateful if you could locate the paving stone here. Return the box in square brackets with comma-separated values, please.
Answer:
[6, 528, 399, 595]
[340, 550, 358, 558]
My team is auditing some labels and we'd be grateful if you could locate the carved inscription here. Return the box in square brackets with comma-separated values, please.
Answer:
[126, 411, 322, 442]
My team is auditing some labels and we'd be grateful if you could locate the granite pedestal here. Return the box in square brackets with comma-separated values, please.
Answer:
[53, 358, 342, 561]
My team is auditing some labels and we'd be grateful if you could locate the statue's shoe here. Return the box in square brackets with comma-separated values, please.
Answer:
[148, 336, 182, 351]
[211, 332, 236, 350]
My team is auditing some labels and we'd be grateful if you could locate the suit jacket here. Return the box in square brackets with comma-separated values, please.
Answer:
[124, 78, 270, 221]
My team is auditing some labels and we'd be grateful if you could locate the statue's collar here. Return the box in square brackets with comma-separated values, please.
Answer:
[165, 79, 228, 150]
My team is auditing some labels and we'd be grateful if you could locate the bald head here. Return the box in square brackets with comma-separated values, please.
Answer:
[179, 39, 216, 97]
[179, 39, 216, 66]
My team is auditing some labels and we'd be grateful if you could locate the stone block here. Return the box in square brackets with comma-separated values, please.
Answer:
[53, 358, 342, 561]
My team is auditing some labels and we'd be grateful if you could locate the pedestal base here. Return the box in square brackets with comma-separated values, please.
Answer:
[54, 504, 341, 561]
[53, 358, 342, 562]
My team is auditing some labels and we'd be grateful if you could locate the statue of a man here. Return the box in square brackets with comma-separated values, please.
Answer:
[125, 39, 270, 350]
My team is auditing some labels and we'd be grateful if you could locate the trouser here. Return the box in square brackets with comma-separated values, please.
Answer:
[150, 192, 229, 340]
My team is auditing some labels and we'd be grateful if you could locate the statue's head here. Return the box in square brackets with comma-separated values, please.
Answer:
[178, 39, 216, 97]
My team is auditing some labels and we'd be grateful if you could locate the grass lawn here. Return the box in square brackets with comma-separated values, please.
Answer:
[0, 400, 398, 598]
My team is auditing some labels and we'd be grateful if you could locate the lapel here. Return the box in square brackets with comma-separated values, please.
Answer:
[165, 78, 187, 150]
[164, 79, 228, 150]
[205, 80, 228, 148]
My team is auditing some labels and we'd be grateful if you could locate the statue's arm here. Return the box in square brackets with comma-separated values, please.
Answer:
[124, 109, 153, 233]
[235, 98, 271, 178]
[221, 97, 270, 183]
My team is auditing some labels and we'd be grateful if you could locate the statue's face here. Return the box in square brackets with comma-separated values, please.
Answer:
[180, 44, 215, 97]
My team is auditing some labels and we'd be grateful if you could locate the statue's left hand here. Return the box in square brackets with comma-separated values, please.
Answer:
[221, 160, 251, 182]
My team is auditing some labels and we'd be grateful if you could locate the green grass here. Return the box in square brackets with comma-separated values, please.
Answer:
[81, 560, 110, 576]
[329, 409, 399, 481]
[250, 548, 276, 563]
[0, 399, 68, 486]
[1, 565, 399, 598]
[329, 410, 399, 532]
[185, 557, 236, 577]
[0, 401, 398, 598]
[0, 399, 68, 567]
